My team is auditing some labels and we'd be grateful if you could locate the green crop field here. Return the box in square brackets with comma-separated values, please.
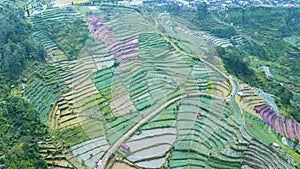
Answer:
[2, 1, 300, 169]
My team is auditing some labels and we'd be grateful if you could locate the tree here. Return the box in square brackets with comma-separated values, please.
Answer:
[278, 24, 291, 37]
[197, 2, 208, 20]
[0, 1, 46, 77]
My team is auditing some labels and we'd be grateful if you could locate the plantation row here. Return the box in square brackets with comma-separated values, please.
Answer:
[31, 7, 88, 61]
[88, 7, 232, 136]
[119, 101, 180, 167]
[126, 128, 176, 168]
[51, 56, 105, 137]
[97, 6, 154, 40]
[236, 82, 265, 113]
[70, 136, 110, 168]
[119, 33, 189, 111]
[87, 9, 235, 163]
[85, 39, 115, 70]
[88, 15, 139, 64]
[89, 32, 185, 149]
[110, 82, 137, 117]
[157, 12, 223, 59]
[255, 104, 300, 142]
[157, 12, 209, 55]
[31, 21, 65, 62]
[38, 137, 77, 168]
[26, 5, 299, 169]
[22, 64, 87, 168]
[231, 35, 244, 45]
[140, 100, 179, 130]
[24, 64, 66, 123]
[204, 34, 233, 48]
[242, 139, 293, 169]
[170, 96, 294, 169]
[170, 97, 247, 168]
[44, 55, 110, 167]
[42, 7, 83, 22]
[32, 29, 58, 54]
[191, 60, 230, 97]
[27, 6, 104, 168]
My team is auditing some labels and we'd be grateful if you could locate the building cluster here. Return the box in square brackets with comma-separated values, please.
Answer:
[118, 0, 300, 9]
[206, 0, 299, 9]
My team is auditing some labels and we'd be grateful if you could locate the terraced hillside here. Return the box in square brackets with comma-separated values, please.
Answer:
[170, 96, 294, 169]
[125, 128, 176, 168]
[156, 12, 224, 68]
[25, 4, 300, 169]
[31, 7, 88, 61]
[70, 136, 110, 168]
[87, 5, 298, 169]
[51, 55, 106, 141]
[171, 96, 245, 169]
[255, 104, 300, 142]
[24, 64, 67, 123]
[90, 28, 230, 147]
[29, 6, 110, 166]
[38, 136, 77, 168]
[22, 63, 82, 168]
[236, 82, 265, 114]
[242, 139, 293, 169]
[49, 52, 110, 167]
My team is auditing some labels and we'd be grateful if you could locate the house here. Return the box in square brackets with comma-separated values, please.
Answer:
[272, 143, 280, 148]
[120, 143, 130, 153]
[248, 122, 253, 127]
[47, 2, 54, 8]
[31, 7, 42, 16]
[197, 112, 202, 119]
[135, 130, 142, 135]
[237, 91, 244, 97]
[220, 4, 228, 11]
[66, 5, 73, 11]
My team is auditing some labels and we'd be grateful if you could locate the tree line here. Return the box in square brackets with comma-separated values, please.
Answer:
[0, 1, 48, 168]
[0, 1, 46, 76]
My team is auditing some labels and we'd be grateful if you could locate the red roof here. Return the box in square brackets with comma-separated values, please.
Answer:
[120, 143, 130, 151]
[248, 122, 253, 127]
[197, 112, 202, 119]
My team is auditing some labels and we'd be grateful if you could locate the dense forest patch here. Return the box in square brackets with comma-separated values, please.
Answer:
[0, 1, 48, 168]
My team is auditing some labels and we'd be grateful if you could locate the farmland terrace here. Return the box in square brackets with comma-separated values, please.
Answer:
[21, 3, 300, 169]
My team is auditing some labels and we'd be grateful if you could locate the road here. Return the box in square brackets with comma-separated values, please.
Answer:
[97, 12, 239, 169]
[97, 58, 237, 168]
[161, 33, 237, 99]
[151, 16, 237, 98]
[97, 93, 227, 169]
